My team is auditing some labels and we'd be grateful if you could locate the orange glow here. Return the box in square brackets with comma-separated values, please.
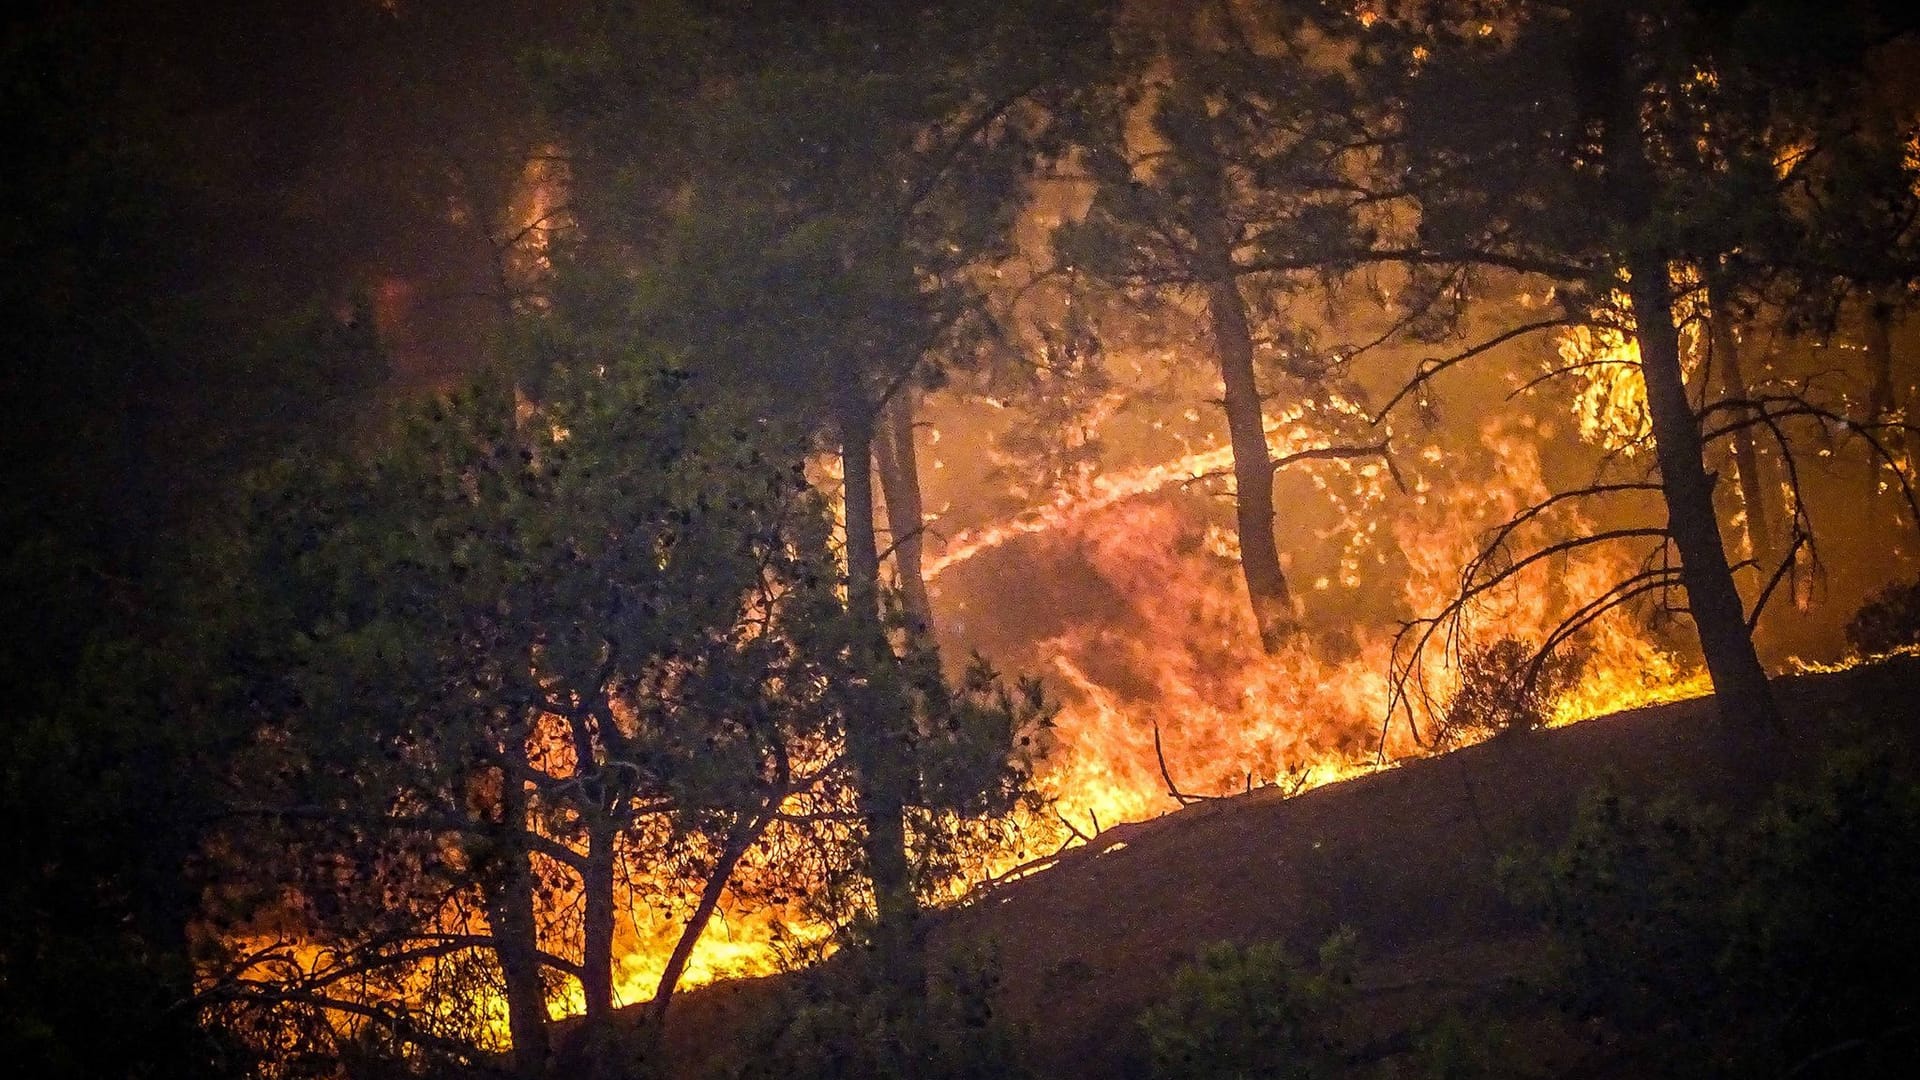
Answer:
[946, 414, 1705, 847]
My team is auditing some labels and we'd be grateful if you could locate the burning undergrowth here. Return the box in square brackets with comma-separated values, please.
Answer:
[924, 405, 1707, 837]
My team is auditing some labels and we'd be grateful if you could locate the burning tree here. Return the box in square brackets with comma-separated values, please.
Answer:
[1342, 0, 1920, 728]
[1433, 636, 1585, 748]
[209, 352, 1047, 1073]
[538, 0, 1103, 999]
[1055, 1, 1402, 652]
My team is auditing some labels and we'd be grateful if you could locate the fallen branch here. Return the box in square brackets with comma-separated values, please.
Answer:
[1154, 719, 1222, 807]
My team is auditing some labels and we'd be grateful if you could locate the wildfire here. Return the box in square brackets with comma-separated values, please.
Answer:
[233, 329, 1732, 1047]
[959, 413, 1706, 845]
[545, 382, 1718, 1019]
[1557, 272, 1709, 456]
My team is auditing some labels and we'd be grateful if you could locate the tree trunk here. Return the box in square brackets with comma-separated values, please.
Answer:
[490, 875, 550, 1077]
[489, 767, 551, 1077]
[874, 389, 934, 637]
[1706, 276, 1771, 572]
[1630, 261, 1780, 725]
[645, 812, 766, 1032]
[1205, 276, 1295, 652]
[1168, 11, 1295, 654]
[840, 409, 922, 993]
[1868, 297, 1908, 482]
[1867, 298, 1896, 420]
[1595, 27, 1777, 725]
[579, 818, 618, 1044]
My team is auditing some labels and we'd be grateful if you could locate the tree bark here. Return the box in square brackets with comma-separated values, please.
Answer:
[1706, 275, 1771, 571]
[839, 409, 921, 993]
[644, 812, 765, 1032]
[874, 389, 934, 637]
[1862, 297, 1908, 517]
[1630, 260, 1780, 725]
[1594, 23, 1777, 725]
[579, 818, 618, 1043]
[489, 767, 551, 1077]
[1205, 275, 1296, 652]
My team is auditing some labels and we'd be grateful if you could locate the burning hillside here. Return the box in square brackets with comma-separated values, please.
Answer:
[913, 344, 1723, 840]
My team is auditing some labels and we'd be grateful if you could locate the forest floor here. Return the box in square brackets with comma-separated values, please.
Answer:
[654, 653, 1920, 1078]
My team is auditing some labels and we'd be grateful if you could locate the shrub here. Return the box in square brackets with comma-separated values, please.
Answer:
[1725, 750, 1920, 1075]
[1508, 785, 1733, 1043]
[1137, 929, 1357, 1080]
[1847, 577, 1920, 655]
[1434, 637, 1583, 748]
[1410, 1007, 1520, 1080]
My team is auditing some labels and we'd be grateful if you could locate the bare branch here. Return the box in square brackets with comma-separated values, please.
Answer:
[1153, 719, 1220, 807]
[1372, 318, 1570, 424]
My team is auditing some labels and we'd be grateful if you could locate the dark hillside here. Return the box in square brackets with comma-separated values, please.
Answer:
[659, 655, 1920, 1078]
